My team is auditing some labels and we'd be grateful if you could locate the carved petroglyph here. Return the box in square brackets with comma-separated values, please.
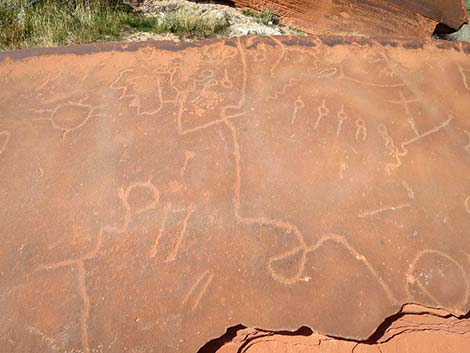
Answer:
[4, 34, 470, 353]
[221, 69, 233, 89]
[182, 270, 214, 312]
[110, 67, 177, 116]
[35, 70, 63, 92]
[458, 65, 470, 90]
[171, 40, 397, 298]
[336, 105, 348, 137]
[0, 130, 11, 156]
[36, 259, 92, 353]
[465, 196, 470, 214]
[387, 91, 420, 135]
[25, 325, 93, 353]
[266, 78, 301, 102]
[291, 97, 305, 125]
[358, 204, 410, 218]
[401, 115, 454, 148]
[110, 69, 134, 99]
[314, 99, 329, 130]
[268, 234, 397, 303]
[269, 36, 287, 76]
[148, 204, 171, 259]
[339, 161, 348, 180]
[339, 66, 406, 88]
[25, 326, 65, 353]
[239, 216, 309, 285]
[406, 250, 470, 310]
[378, 116, 453, 175]
[316, 67, 338, 79]
[203, 43, 238, 66]
[354, 119, 367, 142]
[176, 39, 247, 136]
[225, 96, 396, 296]
[401, 181, 415, 200]
[377, 123, 402, 173]
[224, 116, 310, 285]
[34, 102, 104, 139]
[120, 179, 160, 216]
[180, 150, 195, 177]
[464, 131, 470, 155]
[164, 204, 196, 263]
[35, 178, 161, 353]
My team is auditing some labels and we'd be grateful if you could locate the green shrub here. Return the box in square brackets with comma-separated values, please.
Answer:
[0, 0, 229, 50]
[241, 7, 279, 26]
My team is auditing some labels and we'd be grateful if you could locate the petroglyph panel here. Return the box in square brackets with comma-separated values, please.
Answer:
[0, 36, 470, 353]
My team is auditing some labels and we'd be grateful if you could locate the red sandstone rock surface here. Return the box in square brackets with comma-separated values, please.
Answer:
[0, 36, 470, 352]
[231, 0, 468, 37]
[214, 309, 470, 353]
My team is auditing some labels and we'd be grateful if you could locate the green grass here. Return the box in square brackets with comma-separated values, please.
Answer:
[0, 0, 229, 50]
[466, 0, 470, 17]
[241, 7, 279, 26]
[123, 10, 230, 39]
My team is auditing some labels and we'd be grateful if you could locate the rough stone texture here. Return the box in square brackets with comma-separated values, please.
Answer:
[230, 0, 469, 37]
[214, 307, 470, 353]
[448, 24, 470, 42]
[0, 36, 470, 352]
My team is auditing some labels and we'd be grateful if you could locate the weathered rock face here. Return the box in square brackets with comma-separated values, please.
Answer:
[231, 0, 469, 37]
[213, 307, 470, 353]
[0, 36, 470, 352]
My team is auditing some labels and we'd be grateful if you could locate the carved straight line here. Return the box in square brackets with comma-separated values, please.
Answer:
[401, 115, 453, 148]
[36, 258, 77, 271]
[178, 113, 245, 136]
[401, 180, 415, 200]
[148, 205, 171, 258]
[182, 270, 209, 306]
[358, 203, 410, 218]
[164, 205, 195, 263]
[386, 98, 420, 104]
[336, 105, 348, 137]
[339, 66, 406, 88]
[314, 99, 328, 130]
[225, 119, 242, 215]
[192, 273, 214, 311]
[290, 97, 304, 125]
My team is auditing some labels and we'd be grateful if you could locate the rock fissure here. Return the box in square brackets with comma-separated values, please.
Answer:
[199, 305, 470, 353]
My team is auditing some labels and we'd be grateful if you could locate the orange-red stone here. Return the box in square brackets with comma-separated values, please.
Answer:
[232, 0, 468, 37]
[0, 36, 470, 352]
